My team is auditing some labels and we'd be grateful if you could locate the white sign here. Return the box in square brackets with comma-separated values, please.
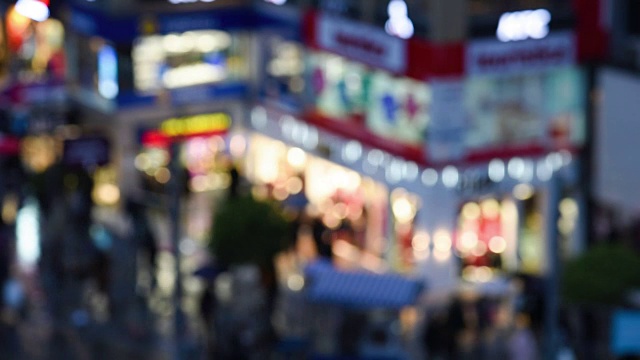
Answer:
[466, 31, 575, 76]
[427, 79, 466, 161]
[317, 13, 407, 73]
[496, 9, 551, 42]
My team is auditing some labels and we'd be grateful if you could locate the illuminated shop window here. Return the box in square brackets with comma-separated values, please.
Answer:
[390, 187, 420, 272]
[244, 134, 392, 272]
[132, 30, 251, 93]
[455, 191, 552, 282]
[6, 6, 65, 83]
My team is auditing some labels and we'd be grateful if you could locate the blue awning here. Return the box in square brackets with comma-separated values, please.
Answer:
[303, 261, 425, 309]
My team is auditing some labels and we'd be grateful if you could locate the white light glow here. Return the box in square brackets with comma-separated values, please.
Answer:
[508, 157, 525, 180]
[265, 0, 287, 4]
[412, 232, 430, 252]
[342, 140, 362, 163]
[496, 9, 551, 42]
[162, 63, 226, 88]
[405, 161, 419, 182]
[513, 183, 535, 200]
[458, 232, 478, 252]
[421, 168, 438, 186]
[385, 0, 414, 39]
[15, 0, 49, 22]
[287, 147, 307, 169]
[367, 149, 385, 167]
[287, 274, 304, 291]
[488, 159, 505, 182]
[392, 197, 415, 224]
[433, 230, 452, 252]
[489, 236, 507, 254]
[98, 44, 119, 100]
[442, 166, 459, 188]
[16, 198, 41, 272]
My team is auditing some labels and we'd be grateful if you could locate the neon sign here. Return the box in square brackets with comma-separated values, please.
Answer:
[496, 9, 551, 42]
[160, 113, 231, 138]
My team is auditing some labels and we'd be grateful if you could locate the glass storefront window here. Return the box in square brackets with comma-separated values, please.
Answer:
[245, 134, 400, 272]
[455, 191, 550, 281]
[132, 30, 252, 94]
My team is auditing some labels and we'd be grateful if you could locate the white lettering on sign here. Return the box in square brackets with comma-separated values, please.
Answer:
[317, 14, 407, 73]
[496, 9, 551, 42]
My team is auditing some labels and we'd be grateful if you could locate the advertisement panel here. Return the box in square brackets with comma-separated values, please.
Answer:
[426, 67, 586, 163]
[464, 66, 586, 151]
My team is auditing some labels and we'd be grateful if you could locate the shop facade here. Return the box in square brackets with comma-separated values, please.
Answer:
[245, 5, 591, 300]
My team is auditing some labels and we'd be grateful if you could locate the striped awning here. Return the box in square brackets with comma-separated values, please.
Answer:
[303, 261, 425, 309]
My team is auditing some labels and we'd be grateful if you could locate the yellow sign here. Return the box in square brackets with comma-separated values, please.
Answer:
[160, 113, 231, 138]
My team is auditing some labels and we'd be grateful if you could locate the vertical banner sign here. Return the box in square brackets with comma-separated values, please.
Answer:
[427, 79, 466, 162]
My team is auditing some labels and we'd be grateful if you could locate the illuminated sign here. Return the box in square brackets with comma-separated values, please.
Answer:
[160, 112, 231, 138]
[496, 9, 551, 42]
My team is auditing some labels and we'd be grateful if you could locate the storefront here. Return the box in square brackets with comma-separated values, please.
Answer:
[417, 7, 588, 295]
[248, 7, 587, 297]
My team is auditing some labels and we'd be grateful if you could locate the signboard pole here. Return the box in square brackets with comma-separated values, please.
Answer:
[169, 140, 186, 360]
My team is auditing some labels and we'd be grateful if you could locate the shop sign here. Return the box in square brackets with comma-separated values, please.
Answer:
[316, 13, 407, 73]
[466, 31, 575, 76]
[159, 112, 231, 139]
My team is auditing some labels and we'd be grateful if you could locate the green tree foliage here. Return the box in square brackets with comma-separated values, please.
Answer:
[209, 195, 291, 268]
[561, 244, 640, 306]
